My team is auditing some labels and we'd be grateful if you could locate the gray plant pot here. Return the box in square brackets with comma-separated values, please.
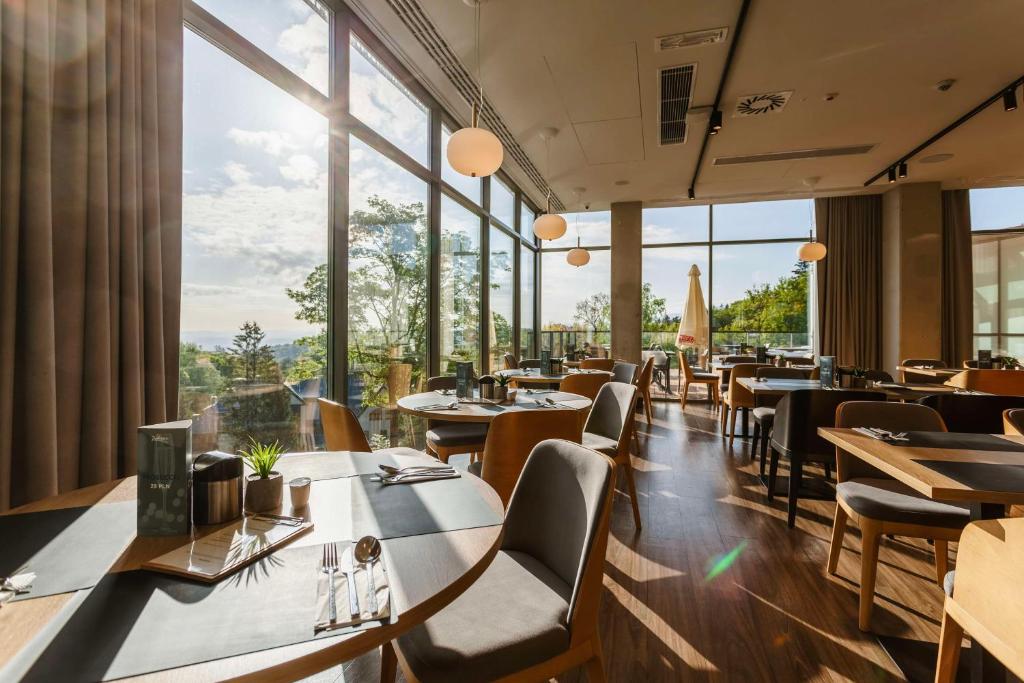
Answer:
[494, 386, 508, 402]
[244, 472, 283, 513]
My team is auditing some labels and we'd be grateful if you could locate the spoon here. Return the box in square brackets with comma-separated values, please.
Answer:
[354, 535, 382, 614]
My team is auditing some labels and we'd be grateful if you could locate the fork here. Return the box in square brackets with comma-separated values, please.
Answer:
[322, 543, 338, 624]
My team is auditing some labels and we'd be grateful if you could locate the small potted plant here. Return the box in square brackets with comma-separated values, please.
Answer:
[494, 373, 511, 402]
[239, 438, 285, 513]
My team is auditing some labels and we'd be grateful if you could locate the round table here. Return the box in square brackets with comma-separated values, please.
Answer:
[397, 389, 592, 423]
[0, 450, 503, 681]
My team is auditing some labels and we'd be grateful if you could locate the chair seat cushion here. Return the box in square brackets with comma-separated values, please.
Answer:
[467, 460, 482, 477]
[582, 432, 618, 455]
[395, 550, 572, 683]
[836, 478, 970, 528]
[426, 423, 489, 447]
[752, 407, 775, 424]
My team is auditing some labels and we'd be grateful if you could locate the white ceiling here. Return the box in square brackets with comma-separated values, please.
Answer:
[349, 0, 1024, 210]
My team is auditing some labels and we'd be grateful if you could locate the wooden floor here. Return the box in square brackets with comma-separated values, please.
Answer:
[333, 398, 956, 682]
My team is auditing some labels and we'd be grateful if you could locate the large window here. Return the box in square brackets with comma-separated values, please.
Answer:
[971, 186, 1024, 357]
[520, 245, 536, 358]
[179, 28, 328, 453]
[540, 247, 611, 358]
[491, 177, 515, 228]
[489, 226, 516, 368]
[440, 196, 482, 372]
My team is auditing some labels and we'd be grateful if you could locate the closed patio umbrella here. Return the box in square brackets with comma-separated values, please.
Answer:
[677, 265, 709, 368]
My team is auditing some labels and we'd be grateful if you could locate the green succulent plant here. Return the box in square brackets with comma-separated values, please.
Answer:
[239, 437, 284, 478]
[496, 373, 512, 387]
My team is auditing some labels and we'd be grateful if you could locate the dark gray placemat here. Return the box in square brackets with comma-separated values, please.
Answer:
[895, 432, 1024, 452]
[9, 544, 393, 682]
[269, 449, 435, 483]
[0, 500, 136, 601]
[915, 460, 1024, 493]
[349, 474, 503, 540]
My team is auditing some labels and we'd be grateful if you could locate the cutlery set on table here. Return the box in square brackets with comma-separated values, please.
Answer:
[852, 427, 909, 442]
[316, 536, 389, 632]
[375, 463, 459, 485]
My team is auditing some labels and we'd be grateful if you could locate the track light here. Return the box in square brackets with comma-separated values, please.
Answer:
[898, 162, 908, 179]
[688, 187, 696, 200]
[708, 109, 723, 135]
[1004, 88, 1018, 112]
[887, 167, 896, 184]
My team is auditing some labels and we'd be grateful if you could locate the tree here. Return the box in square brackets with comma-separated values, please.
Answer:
[229, 321, 279, 383]
[712, 261, 809, 347]
[641, 282, 669, 331]
[285, 264, 328, 382]
[574, 293, 610, 340]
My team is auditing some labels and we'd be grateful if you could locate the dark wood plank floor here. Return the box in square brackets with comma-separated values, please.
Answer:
[334, 399, 957, 682]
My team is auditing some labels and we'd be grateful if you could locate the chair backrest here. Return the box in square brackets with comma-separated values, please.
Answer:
[426, 375, 456, 392]
[834, 401, 947, 480]
[902, 358, 947, 368]
[863, 369, 894, 383]
[502, 439, 616, 644]
[611, 361, 638, 384]
[635, 357, 654, 391]
[583, 382, 639, 454]
[1004, 408, 1024, 436]
[771, 389, 885, 461]
[480, 411, 580, 507]
[679, 352, 697, 381]
[724, 355, 756, 364]
[946, 369, 1024, 396]
[519, 358, 541, 370]
[727, 363, 766, 407]
[917, 394, 1024, 433]
[755, 367, 805, 380]
[560, 372, 610, 403]
[580, 358, 615, 372]
[503, 353, 518, 370]
[318, 398, 371, 452]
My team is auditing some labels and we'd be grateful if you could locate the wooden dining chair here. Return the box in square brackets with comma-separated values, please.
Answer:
[934, 518, 1024, 683]
[468, 409, 581, 507]
[382, 439, 617, 683]
[899, 357, 947, 384]
[582, 382, 642, 530]
[828, 401, 968, 631]
[580, 358, 614, 372]
[503, 352, 519, 370]
[318, 398, 372, 452]
[678, 352, 719, 409]
[1004, 408, 1024, 435]
[946, 368, 1024, 395]
[918, 394, 1024, 434]
[721, 364, 764, 445]
[635, 357, 655, 424]
[424, 376, 487, 464]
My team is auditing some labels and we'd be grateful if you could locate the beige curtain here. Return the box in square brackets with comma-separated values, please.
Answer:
[814, 195, 883, 369]
[0, 0, 182, 511]
[941, 190, 973, 367]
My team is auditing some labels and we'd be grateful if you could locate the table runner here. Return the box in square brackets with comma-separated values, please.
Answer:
[0, 501, 137, 601]
[6, 544, 394, 682]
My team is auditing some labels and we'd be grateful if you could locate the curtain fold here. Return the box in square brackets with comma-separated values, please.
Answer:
[814, 195, 883, 369]
[941, 190, 973, 367]
[0, 0, 182, 511]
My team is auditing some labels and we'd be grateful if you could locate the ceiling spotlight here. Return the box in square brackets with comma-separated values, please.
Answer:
[887, 167, 897, 184]
[688, 187, 696, 200]
[1004, 88, 1018, 112]
[898, 162, 908, 179]
[708, 109, 723, 135]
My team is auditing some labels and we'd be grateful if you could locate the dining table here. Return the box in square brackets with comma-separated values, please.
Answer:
[818, 428, 1024, 682]
[0, 449, 504, 682]
[896, 365, 962, 381]
[397, 388, 593, 422]
[737, 377, 971, 401]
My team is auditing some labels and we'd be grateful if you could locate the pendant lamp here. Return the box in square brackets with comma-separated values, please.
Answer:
[533, 129, 566, 240]
[566, 189, 589, 266]
[446, 0, 503, 177]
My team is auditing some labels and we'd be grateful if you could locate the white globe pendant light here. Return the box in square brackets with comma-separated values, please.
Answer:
[565, 188, 590, 266]
[533, 129, 566, 240]
[446, 0, 503, 178]
[796, 178, 826, 262]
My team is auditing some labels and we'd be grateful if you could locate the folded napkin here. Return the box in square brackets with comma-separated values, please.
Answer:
[0, 573, 36, 607]
[379, 471, 461, 485]
[417, 403, 458, 410]
[314, 556, 389, 633]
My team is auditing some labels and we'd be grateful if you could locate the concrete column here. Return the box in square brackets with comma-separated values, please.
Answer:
[881, 182, 943, 375]
[610, 201, 642, 363]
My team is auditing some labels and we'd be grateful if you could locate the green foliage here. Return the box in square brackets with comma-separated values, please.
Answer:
[574, 292, 610, 332]
[286, 264, 328, 326]
[641, 282, 669, 331]
[495, 373, 511, 387]
[238, 437, 284, 478]
[712, 261, 809, 344]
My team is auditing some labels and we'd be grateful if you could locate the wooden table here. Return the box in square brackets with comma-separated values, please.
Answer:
[737, 377, 966, 401]
[818, 428, 1024, 681]
[897, 365, 961, 380]
[0, 450, 503, 681]
[397, 390, 592, 423]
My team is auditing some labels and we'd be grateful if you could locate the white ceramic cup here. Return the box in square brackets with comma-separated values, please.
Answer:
[289, 476, 312, 509]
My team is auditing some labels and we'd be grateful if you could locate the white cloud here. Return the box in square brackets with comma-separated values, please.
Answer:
[280, 154, 320, 184]
[227, 128, 296, 156]
[223, 162, 252, 184]
[278, 14, 328, 92]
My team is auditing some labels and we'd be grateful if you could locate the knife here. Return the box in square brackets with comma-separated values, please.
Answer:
[341, 545, 360, 617]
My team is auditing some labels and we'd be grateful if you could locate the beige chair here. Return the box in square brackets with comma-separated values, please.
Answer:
[828, 401, 968, 631]
[318, 398, 371, 452]
[561, 372, 610, 430]
[610, 361, 638, 384]
[582, 382, 642, 530]
[580, 358, 614, 372]
[678, 352, 718, 409]
[382, 440, 617, 683]
[503, 352, 519, 370]
[635, 357, 655, 424]
[721, 364, 765, 445]
[899, 357, 947, 384]
[934, 518, 1024, 683]
[425, 376, 487, 464]
[946, 368, 1024, 395]
[1004, 408, 1024, 435]
[469, 409, 581, 507]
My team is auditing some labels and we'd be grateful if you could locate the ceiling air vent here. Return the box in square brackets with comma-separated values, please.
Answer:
[733, 91, 793, 117]
[659, 64, 695, 146]
[656, 27, 728, 51]
[713, 144, 876, 166]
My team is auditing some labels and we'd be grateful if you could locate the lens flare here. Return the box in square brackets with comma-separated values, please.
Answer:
[704, 541, 748, 582]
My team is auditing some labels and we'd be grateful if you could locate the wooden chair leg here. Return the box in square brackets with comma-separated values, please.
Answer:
[787, 456, 803, 528]
[585, 654, 607, 683]
[728, 405, 739, 445]
[827, 505, 849, 575]
[644, 389, 653, 423]
[858, 518, 883, 631]
[713, 384, 720, 408]
[934, 539, 949, 585]
[380, 641, 398, 682]
[621, 460, 642, 530]
[680, 381, 689, 409]
[934, 608, 964, 683]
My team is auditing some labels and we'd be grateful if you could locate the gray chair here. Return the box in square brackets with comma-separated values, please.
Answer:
[582, 381, 642, 530]
[425, 376, 487, 463]
[828, 401, 968, 630]
[611, 361, 638, 384]
[917, 393, 1024, 434]
[750, 366, 806, 464]
[382, 439, 616, 682]
[863, 369, 893, 383]
[519, 358, 541, 370]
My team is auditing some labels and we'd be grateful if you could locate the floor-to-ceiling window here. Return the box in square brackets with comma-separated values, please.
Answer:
[179, 0, 541, 449]
[971, 186, 1024, 358]
[520, 244, 536, 359]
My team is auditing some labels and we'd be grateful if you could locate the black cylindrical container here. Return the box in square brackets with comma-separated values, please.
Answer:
[193, 451, 243, 525]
